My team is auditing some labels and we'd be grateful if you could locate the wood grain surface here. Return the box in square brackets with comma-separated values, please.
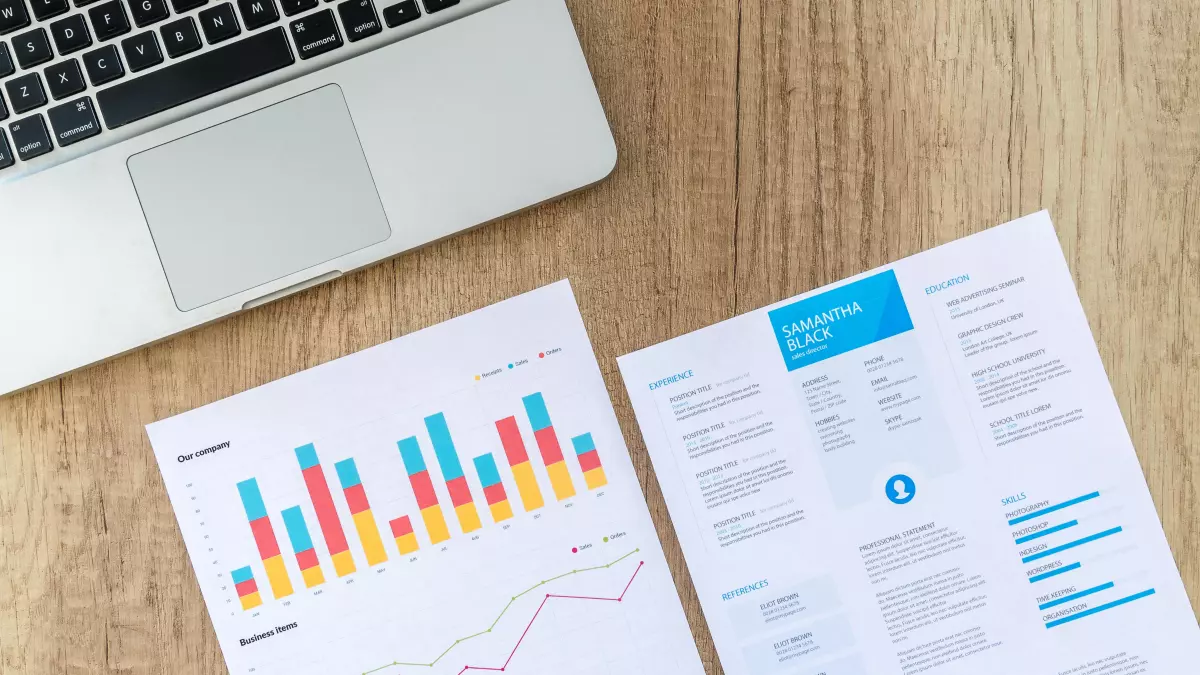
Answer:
[2, 1, 1198, 672]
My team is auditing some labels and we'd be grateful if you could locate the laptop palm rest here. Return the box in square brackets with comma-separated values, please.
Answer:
[127, 84, 392, 312]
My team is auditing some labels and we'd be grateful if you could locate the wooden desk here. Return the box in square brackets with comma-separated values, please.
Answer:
[2, 1, 1197, 672]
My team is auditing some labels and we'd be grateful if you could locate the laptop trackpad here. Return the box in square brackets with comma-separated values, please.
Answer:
[128, 85, 391, 312]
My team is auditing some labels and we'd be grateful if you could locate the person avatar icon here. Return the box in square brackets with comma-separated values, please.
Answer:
[886, 474, 916, 504]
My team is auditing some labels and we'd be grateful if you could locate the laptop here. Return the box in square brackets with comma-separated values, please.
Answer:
[0, 0, 616, 396]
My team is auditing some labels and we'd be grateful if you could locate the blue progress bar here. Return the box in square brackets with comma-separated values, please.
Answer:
[1039, 582, 1115, 610]
[1030, 562, 1081, 583]
[1023, 527, 1123, 563]
[1009, 492, 1100, 525]
[1045, 589, 1156, 628]
[1016, 520, 1078, 545]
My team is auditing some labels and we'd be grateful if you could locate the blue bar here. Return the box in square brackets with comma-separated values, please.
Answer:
[281, 506, 316, 553]
[571, 433, 596, 456]
[522, 393, 552, 432]
[1009, 492, 1101, 525]
[1030, 562, 1081, 583]
[1015, 520, 1078, 545]
[231, 566, 254, 584]
[334, 458, 362, 489]
[295, 443, 320, 471]
[1045, 589, 1156, 628]
[397, 437, 427, 476]
[473, 454, 502, 488]
[237, 479, 268, 521]
[1023, 527, 1123, 563]
[424, 413, 465, 481]
[1039, 582, 1115, 610]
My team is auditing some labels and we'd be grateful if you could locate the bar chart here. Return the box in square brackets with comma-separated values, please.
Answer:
[146, 282, 705, 675]
[297, 443, 356, 578]
[523, 392, 577, 501]
[425, 413, 483, 534]
[236, 478, 293, 600]
[495, 416, 545, 512]
[224, 389, 618, 614]
[336, 458, 389, 567]
[232, 566, 263, 610]
[281, 506, 325, 589]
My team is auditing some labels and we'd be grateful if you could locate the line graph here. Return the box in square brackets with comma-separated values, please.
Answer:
[364, 550, 644, 675]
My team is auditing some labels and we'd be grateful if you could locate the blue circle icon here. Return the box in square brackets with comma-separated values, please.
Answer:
[886, 474, 916, 505]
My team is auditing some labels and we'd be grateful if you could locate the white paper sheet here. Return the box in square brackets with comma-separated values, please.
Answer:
[147, 280, 704, 675]
[618, 212, 1199, 675]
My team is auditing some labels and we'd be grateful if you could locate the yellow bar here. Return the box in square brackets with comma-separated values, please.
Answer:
[511, 461, 544, 511]
[454, 502, 482, 533]
[583, 466, 608, 490]
[421, 504, 451, 544]
[488, 499, 513, 523]
[546, 461, 576, 501]
[262, 555, 294, 599]
[352, 509, 389, 566]
[394, 532, 419, 555]
[331, 550, 356, 577]
[301, 565, 325, 588]
[240, 591, 262, 611]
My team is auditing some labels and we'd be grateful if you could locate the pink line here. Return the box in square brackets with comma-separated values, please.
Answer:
[453, 561, 645, 674]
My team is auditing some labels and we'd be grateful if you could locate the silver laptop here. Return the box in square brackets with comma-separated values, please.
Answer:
[0, 0, 615, 396]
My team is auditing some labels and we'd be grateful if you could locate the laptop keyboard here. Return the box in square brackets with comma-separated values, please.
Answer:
[0, 0, 454, 173]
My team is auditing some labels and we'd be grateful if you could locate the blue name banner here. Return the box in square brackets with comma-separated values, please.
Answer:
[767, 270, 914, 371]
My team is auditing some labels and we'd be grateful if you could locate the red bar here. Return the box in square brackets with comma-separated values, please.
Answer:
[235, 578, 258, 597]
[389, 516, 414, 538]
[249, 517, 282, 560]
[446, 476, 473, 508]
[483, 482, 507, 506]
[296, 548, 319, 570]
[302, 465, 350, 556]
[409, 470, 439, 510]
[534, 427, 565, 465]
[577, 450, 602, 473]
[343, 483, 370, 514]
[496, 416, 530, 465]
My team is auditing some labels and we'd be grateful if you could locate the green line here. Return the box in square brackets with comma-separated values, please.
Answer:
[362, 549, 639, 674]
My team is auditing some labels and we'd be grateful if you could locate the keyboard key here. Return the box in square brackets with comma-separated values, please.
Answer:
[9, 113, 51, 159]
[121, 30, 160, 70]
[74, 0, 102, 7]
[0, 0, 30, 36]
[170, 0, 203, 11]
[5, 71, 44, 113]
[421, 0, 454, 13]
[337, 0, 377, 42]
[82, 43, 122, 83]
[0, 91, 7, 119]
[12, 27, 50, 68]
[0, 128, 13, 168]
[50, 13, 91, 54]
[289, 8, 337, 59]
[236, 0, 275, 30]
[45, 57, 85, 98]
[47, 95, 99, 145]
[159, 15, 197, 56]
[278, 0, 311, 17]
[381, 0, 417, 28]
[96, 26, 293, 128]
[129, 0, 167, 27]
[88, 0, 129, 40]
[30, 0, 67, 20]
[0, 42, 13, 77]
[198, 2, 237, 43]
